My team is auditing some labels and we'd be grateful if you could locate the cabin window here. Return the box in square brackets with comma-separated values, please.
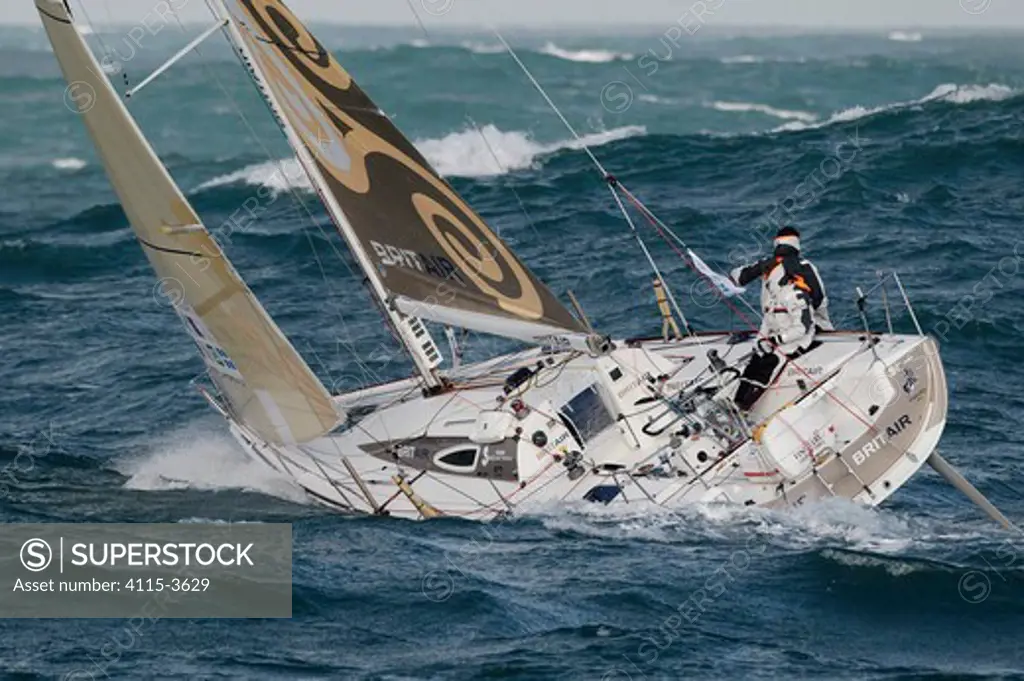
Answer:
[560, 385, 613, 444]
[433, 447, 479, 472]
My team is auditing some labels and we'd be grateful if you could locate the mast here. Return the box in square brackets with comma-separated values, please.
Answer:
[206, 0, 443, 390]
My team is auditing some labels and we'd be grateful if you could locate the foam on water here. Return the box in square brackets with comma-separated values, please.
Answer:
[773, 83, 1017, 132]
[720, 55, 765, 64]
[460, 41, 505, 55]
[196, 157, 310, 194]
[418, 124, 645, 178]
[888, 31, 924, 42]
[819, 548, 927, 576]
[116, 425, 308, 504]
[198, 125, 646, 188]
[719, 55, 806, 64]
[52, 158, 86, 171]
[709, 100, 818, 123]
[539, 42, 633, 63]
[638, 94, 672, 104]
[529, 496, 992, 558]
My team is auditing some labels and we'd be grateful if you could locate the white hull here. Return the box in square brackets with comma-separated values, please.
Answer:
[220, 331, 948, 521]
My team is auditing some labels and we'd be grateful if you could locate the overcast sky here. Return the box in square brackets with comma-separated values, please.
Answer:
[7, 0, 1022, 28]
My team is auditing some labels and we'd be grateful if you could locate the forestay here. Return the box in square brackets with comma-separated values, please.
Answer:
[216, 0, 587, 343]
[36, 0, 339, 445]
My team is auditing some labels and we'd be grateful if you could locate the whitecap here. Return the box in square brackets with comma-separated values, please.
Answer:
[720, 55, 765, 64]
[888, 30, 923, 42]
[415, 124, 646, 178]
[538, 42, 633, 64]
[639, 94, 673, 104]
[52, 157, 86, 171]
[709, 100, 818, 123]
[460, 41, 505, 55]
[820, 548, 924, 576]
[938, 82, 1015, 104]
[199, 124, 646, 189]
[196, 157, 311, 194]
[719, 55, 806, 65]
[773, 83, 1016, 133]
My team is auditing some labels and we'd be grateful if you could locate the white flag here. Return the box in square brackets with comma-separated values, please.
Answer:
[687, 249, 746, 297]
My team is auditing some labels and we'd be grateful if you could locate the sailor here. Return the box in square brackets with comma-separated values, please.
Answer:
[729, 227, 831, 411]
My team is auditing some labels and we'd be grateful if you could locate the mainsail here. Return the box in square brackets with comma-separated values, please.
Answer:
[36, 0, 338, 445]
[214, 0, 587, 343]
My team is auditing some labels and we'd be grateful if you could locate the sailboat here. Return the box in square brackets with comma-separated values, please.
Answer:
[35, 0, 1012, 526]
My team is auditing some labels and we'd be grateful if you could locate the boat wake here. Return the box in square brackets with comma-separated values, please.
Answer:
[529, 496, 992, 557]
[116, 425, 309, 503]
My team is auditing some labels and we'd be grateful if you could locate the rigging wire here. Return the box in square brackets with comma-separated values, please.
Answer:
[185, 5, 872, 513]
[153, 4, 456, 511]
[490, 29, 695, 337]
[484, 30, 766, 434]
[400, 0, 565, 363]
[485, 30, 891, 443]
[182, 3, 403, 394]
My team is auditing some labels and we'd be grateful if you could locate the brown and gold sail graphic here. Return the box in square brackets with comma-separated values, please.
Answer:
[222, 0, 584, 332]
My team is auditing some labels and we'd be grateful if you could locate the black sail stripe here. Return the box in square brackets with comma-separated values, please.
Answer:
[37, 6, 73, 24]
[138, 237, 209, 259]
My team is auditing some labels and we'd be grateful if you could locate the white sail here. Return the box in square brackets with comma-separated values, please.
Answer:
[36, 0, 339, 445]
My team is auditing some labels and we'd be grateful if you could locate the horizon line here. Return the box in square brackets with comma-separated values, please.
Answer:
[3, 20, 1024, 31]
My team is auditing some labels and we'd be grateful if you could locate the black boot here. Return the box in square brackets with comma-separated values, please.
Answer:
[734, 352, 781, 411]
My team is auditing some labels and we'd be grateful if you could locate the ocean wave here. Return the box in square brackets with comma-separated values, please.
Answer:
[538, 42, 633, 63]
[196, 157, 310, 194]
[460, 41, 505, 55]
[198, 124, 646, 190]
[708, 100, 818, 123]
[719, 55, 806, 64]
[773, 83, 1017, 132]
[638, 94, 672, 104]
[819, 548, 929, 576]
[888, 30, 924, 42]
[52, 157, 86, 171]
[416, 124, 645, 178]
[720, 54, 764, 64]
